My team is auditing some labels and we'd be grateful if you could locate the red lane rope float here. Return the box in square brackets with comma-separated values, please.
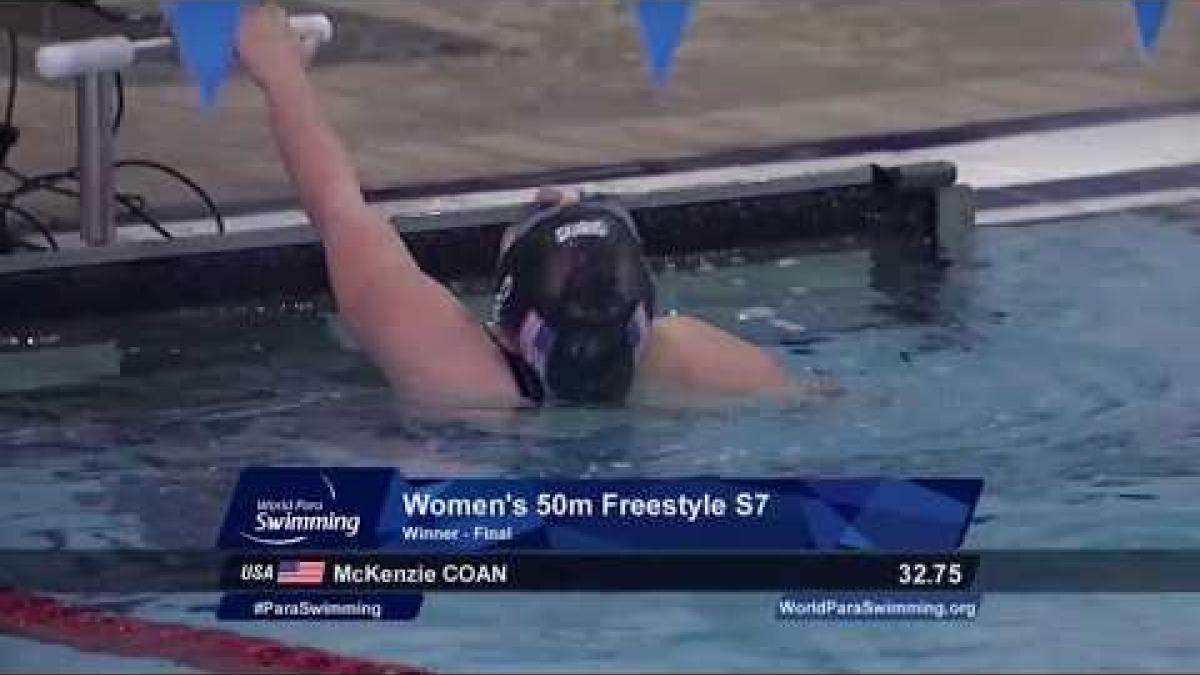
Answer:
[0, 588, 428, 674]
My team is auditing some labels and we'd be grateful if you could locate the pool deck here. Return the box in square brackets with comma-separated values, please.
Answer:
[3, 0, 1199, 224]
[11, 108, 1197, 258]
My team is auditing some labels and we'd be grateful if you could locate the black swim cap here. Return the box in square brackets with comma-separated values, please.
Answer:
[493, 194, 656, 403]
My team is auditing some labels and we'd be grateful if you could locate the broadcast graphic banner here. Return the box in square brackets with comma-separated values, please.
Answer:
[14, 550, 1200, 594]
[217, 469, 982, 552]
[221, 553, 978, 592]
[217, 592, 423, 622]
[776, 592, 982, 623]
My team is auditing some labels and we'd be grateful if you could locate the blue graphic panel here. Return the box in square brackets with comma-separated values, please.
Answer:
[219, 471, 983, 552]
[217, 593, 423, 621]
[217, 467, 393, 549]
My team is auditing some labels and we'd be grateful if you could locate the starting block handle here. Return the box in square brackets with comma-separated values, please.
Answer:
[36, 13, 334, 80]
[34, 13, 333, 247]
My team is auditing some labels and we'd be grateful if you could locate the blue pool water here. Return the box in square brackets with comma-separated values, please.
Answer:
[1, 203, 1198, 672]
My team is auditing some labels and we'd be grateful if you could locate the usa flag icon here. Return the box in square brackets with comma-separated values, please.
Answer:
[277, 560, 325, 586]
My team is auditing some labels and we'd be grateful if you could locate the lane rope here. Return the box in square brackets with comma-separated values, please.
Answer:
[0, 588, 428, 674]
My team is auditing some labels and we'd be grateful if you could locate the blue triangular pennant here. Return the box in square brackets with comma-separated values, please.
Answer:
[1132, 0, 1170, 55]
[165, 1, 243, 109]
[634, 0, 695, 86]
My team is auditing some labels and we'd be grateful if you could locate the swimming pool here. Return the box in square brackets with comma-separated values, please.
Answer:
[1, 202, 1198, 672]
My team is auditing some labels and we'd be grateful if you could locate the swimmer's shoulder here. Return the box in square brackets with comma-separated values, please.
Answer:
[636, 315, 840, 401]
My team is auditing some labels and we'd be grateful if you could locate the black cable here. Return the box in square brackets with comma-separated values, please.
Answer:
[4, 28, 16, 127]
[115, 192, 171, 239]
[9, 162, 223, 237]
[0, 202, 59, 251]
[113, 72, 124, 133]
[13, 239, 47, 252]
[115, 159, 225, 235]
[59, 0, 135, 24]
[0, 164, 26, 185]
[0, 18, 225, 253]
[0, 170, 183, 247]
[3, 168, 161, 238]
[3, 165, 74, 187]
[2, 166, 80, 201]
[2, 166, 206, 243]
[0, 168, 76, 250]
[0, 37, 73, 253]
[2, 168, 174, 240]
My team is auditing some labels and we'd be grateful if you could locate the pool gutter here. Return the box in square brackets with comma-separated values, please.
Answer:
[0, 160, 970, 322]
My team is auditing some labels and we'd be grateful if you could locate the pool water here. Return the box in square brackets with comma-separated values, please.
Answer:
[1, 204, 1199, 672]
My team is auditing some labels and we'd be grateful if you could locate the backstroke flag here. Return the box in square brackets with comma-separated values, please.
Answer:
[634, 0, 695, 86]
[165, 0, 243, 109]
[1132, 0, 1170, 56]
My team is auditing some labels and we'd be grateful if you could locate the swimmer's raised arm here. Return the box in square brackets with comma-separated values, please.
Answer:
[236, 5, 384, 259]
[235, 5, 832, 409]
[236, 5, 518, 403]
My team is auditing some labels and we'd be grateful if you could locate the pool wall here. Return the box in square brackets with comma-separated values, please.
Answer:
[0, 160, 970, 323]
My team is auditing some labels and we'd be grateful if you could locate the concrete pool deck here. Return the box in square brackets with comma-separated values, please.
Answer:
[2, 0, 1199, 224]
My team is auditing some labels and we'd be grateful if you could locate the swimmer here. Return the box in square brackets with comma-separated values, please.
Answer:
[236, 4, 836, 407]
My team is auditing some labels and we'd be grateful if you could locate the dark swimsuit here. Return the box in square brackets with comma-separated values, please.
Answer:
[487, 327, 545, 404]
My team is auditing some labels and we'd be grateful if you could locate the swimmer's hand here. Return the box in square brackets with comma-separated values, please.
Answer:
[236, 3, 310, 88]
[533, 186, 582, 207]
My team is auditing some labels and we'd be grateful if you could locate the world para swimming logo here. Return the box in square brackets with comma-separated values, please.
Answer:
[239, 471, 362, 546]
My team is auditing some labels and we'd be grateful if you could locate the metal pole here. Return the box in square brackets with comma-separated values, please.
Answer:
[76, 72, 115, 247]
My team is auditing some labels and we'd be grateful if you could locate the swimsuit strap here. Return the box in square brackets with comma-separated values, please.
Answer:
[486, 327, 545, 404]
